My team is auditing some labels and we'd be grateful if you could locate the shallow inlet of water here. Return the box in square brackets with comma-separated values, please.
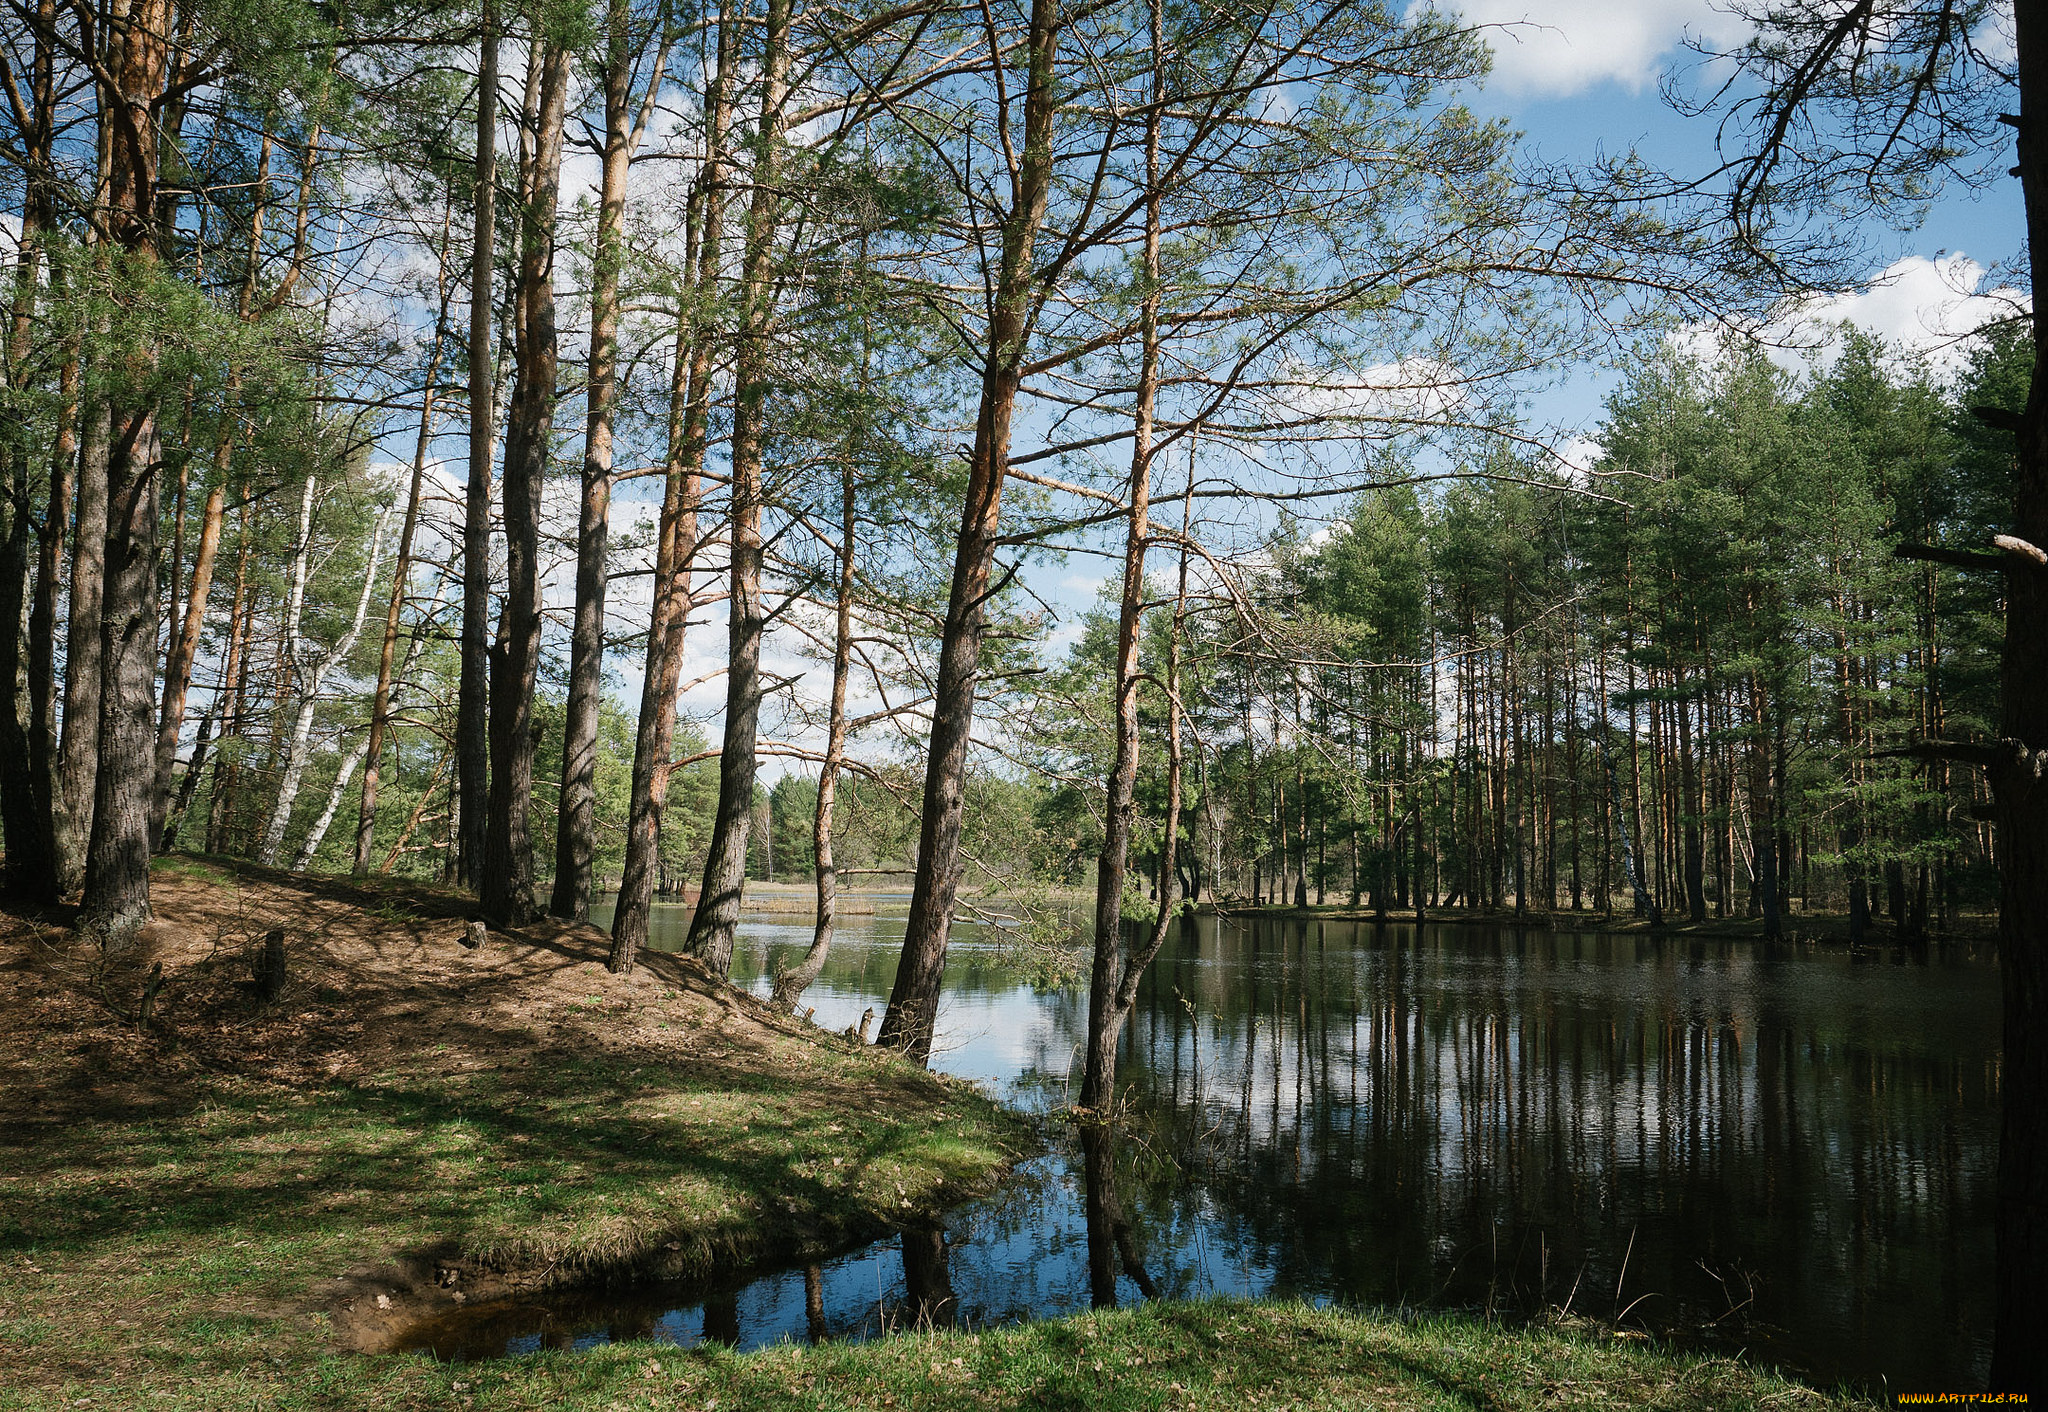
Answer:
[397, 906, 1999, 1391]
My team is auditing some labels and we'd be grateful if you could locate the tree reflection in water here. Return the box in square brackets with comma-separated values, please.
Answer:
[408, 910, 2000, 1390]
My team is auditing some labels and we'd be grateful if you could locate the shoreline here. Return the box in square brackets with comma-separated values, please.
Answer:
[1197, 899, 1999, 946]
[0, 857, 1886, 1410]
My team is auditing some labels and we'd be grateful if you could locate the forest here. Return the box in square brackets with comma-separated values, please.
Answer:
[4, 0, 2048, 1396]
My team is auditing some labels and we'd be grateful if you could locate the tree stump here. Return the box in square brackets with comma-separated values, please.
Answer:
[255, 928, 287, 1001]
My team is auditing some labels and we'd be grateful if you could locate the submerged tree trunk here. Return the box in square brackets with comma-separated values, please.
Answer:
[481, 36, 569, 928]
[456, 0, 499, 891]
[878, 0, 1062, 1061]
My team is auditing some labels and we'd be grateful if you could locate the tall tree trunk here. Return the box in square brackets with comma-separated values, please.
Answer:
[79, 0, 174, 947]
[554, 0, 660, 918]
[1990, 9, 2048, 1390]
[1677, 680, 1706, 921]
[0, 473, 39, 897]
[456, 0, 499, 891]
[354, 233, 450, 873]
[1081, 14, 1164, 1113]
[0, 75, 53, 897]
[27, 327, 76, 881]
[481, 33, 569, 928]
[54, 400, 108, 894]
[684, 0, 791, 978]
[608, 9, 728, 974]
[877, 0, 1062, 1060]
[203, 502, 253, 854]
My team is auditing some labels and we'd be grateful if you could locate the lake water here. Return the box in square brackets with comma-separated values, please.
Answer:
[403, 904, 2000, 1392]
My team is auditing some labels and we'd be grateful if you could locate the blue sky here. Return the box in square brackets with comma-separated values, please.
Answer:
[1458, 0, 2026, 430]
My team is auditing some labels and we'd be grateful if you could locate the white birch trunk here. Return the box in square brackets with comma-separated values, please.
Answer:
[257, 502, 393, 867]
[291, 578, 447, 870]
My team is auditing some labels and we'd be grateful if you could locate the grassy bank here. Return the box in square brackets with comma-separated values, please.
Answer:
[0, 857, 1029, 1403]
[0, 1290, 1880, 1411]
[0, 859, 1881, 1410]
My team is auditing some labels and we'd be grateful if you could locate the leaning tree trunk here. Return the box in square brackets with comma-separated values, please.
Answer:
[354, 226, 450, 874]
[608, 6, 728, 976]
[684, 0, 791, 979]
[254, 500, 391, 868]
[149, 473, 224, 845]
[1081, 20, 1164, 1113]
[877, 0, 1062, 1062]
[771, 464, 857, 1011]
[299, 584, 441, 871]
[455, 0, 498, 891]
[480, 35, 569, 928]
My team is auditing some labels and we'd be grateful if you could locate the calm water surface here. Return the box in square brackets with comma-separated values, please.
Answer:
[403, 905, 1999, 1391]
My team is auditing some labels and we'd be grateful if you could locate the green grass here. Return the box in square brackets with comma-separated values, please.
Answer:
[0, 1295, 1878, 1411]
[0, 1034, 1030, 1406]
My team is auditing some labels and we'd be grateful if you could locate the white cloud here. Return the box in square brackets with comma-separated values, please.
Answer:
[1448, 0, 1734, 98]
[1768, 254, 2028, 376]
[1664, 253, 2029, 381]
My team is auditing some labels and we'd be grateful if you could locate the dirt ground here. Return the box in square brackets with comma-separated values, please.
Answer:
[0, 856, 833, 1127]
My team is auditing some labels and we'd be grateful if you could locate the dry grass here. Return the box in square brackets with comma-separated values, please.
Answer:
[0, 856, 1029, 1391]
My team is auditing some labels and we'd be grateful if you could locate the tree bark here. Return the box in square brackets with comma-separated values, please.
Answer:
[608, 4, 728, 975]
[481, 33, 569, 928]
[684, 0, 792, 979]
[553, 0, 649, 919]
[1990, 5, 2048, 1392]
[54, 399, 108, 895]
[1081, 10, 1164, 1113]
[456, 0, 499, 891]
[79, 0, 174, 948]
[877, 0, 1062, 1061]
